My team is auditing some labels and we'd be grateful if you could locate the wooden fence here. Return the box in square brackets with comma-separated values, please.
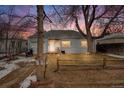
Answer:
[54, 58, 124, 72]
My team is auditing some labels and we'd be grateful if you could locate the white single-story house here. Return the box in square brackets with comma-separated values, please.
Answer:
[96, 33, 124, 55]
[28, 30, 89, 54]
[28, 30, 124, 55]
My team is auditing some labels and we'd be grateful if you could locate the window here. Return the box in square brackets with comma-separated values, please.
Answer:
[61, 40, 71, 48]
[81, 40, 87, 48]
[48, 40, 60, 52]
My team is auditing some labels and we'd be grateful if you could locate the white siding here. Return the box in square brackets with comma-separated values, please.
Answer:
[60, 39, 87, 53]
[28, 38, 48, 54]
[28, 38, 88, 54]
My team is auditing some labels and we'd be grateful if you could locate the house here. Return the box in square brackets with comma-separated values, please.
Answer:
[28, 30, 89, 54]
[96, 33, 124, 55]
[28, 30, 124, 55]
[0, 38, 27, 58]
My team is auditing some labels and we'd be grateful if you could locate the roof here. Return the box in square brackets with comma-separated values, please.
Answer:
[97, 33, 124, 40]
[96, 33, 124, 44]
[29, 30, 85, 39]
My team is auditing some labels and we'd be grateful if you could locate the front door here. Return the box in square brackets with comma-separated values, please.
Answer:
[48, 40, 60, 53]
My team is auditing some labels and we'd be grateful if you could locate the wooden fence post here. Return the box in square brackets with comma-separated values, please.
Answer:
[57, 58, 60, 72]
[103, 58, 106, 69]
[54, 58, 60, 72]
[43, 55, 47, 79]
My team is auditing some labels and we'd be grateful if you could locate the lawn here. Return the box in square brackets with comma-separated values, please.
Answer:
[46, 53, 123, 70]
[1, 53, 124, 88]
[40, 53, 124, 88]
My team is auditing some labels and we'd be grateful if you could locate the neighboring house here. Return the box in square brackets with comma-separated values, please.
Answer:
[96, 33, 124, 55]
[28, 30, 89, 54]
[0, 38, 27, 54]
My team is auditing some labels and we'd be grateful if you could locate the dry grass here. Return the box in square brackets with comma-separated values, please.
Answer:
[40, 53, 124, 88]
[46, 53, 123, 69]
[53, 70, 124, 88]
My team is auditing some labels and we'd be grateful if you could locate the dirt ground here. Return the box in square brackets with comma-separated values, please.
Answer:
[0, 53, 124, 88]
[48, 69, 124, 88]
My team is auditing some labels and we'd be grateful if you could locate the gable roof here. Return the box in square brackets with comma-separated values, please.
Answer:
[29, 30, 85, 39]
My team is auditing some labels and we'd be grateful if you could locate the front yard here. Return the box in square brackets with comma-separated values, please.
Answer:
[0, 53, 124, 88]
[42, 53, 124, 88]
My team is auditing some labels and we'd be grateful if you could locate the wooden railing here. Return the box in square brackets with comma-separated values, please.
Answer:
[54, 58, 124, 72]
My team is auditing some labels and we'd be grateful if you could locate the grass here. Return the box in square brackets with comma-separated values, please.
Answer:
[47, 53, 121, 66]
[36, 53, 124, 87]
[53, 70, 124, 87]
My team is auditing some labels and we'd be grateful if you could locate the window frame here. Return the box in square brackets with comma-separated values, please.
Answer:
[61, 40, 71, 48]
[80, 40, 87, 48]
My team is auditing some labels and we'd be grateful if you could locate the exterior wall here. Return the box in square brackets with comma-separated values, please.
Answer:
[28, 38, 88, 54]
[0, 40, 6, 53]
[28, 38, 48, 54]
[60, 39, 87, 53]
[0, 39, 27, 53]
[0, 39, 27, 58]
[28, 38, 37, 54]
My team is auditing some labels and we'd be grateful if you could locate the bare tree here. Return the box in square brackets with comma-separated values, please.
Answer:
[0, 6, 36, 60]
[48, 5, 124, 53]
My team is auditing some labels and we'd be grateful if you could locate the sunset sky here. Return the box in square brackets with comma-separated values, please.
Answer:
[0, 5, 102, 39]
[0, 5, 77, 39]
[0, 5, 123, 39]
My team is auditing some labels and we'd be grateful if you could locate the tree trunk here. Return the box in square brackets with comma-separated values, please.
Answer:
[86, 28, 94, 53]
[37, 5, 44, 64]
[87, 37, 94, 53]
[36, 5, 44, 81]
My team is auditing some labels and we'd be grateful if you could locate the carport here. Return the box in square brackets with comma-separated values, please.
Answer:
[96, 33, 124, 55]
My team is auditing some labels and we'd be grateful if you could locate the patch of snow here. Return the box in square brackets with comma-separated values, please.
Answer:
[0, 58, 8, 66]
[0, 61, 6, 66]
[0, 54, 5, 57]
[105, 53, 124, 59]
[36, 60, 44, 65]
[0, 63, 19, 79]
[0, 56, 36, 66]
[12, 57, 36, 64]
[20, 75, 37, 88]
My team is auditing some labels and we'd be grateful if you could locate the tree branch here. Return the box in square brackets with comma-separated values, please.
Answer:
[52, 5, 63, 21]
[43, 10, 53, 23]
[88, 5, 97, 28]
[74, 16, 87, 38]
[100, 6, 124, 37]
